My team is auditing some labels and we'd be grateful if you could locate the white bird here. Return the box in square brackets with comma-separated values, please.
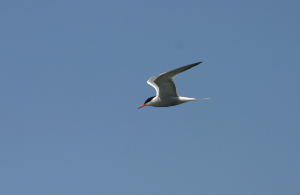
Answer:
[138, 61, 209, 109]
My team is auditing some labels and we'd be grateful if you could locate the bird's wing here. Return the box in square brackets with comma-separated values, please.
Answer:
[147, 62, 202, 98]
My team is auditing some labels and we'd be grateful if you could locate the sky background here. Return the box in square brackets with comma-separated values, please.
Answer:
[1, 1, 299, 195]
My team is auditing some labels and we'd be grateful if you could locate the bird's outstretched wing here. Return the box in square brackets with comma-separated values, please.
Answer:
[147, 62, 202, 98]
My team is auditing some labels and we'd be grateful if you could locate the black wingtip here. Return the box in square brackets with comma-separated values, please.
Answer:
[189, 61, 203, 67]
[190, 61, 203, 66]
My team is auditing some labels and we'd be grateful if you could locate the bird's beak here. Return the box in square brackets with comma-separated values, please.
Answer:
[138, 104, 146, 109]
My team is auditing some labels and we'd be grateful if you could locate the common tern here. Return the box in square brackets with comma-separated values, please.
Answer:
[138, 61, 209, 109]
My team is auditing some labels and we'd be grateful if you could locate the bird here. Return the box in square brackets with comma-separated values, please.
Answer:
[138, 61, 209, 109]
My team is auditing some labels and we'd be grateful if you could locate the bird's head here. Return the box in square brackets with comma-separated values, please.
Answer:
[138, 96, 155, 109]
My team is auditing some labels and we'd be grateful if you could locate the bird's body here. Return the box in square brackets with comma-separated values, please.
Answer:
[146, 96, 199, 107]
[138, 62, 209, 109]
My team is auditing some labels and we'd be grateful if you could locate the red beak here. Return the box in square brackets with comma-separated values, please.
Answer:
[138, 104, 146, 109]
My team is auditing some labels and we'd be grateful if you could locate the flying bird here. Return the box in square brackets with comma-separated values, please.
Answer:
[138, 61, 209, 109]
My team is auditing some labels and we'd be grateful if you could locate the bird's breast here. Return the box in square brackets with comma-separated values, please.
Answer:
[149, 96, 182, 107]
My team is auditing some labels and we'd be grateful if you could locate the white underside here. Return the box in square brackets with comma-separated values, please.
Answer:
[147, 96, 209, 107]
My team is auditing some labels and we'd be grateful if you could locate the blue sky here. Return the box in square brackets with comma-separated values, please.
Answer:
[1, 1, 299, 194]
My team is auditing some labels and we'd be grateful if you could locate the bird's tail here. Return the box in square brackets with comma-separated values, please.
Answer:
[195, 98, 211, 100]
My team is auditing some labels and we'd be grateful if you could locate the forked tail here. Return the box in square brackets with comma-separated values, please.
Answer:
[195, 98, 211, 100]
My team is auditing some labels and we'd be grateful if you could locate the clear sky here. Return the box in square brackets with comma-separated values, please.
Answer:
[1, 1, 299, 195]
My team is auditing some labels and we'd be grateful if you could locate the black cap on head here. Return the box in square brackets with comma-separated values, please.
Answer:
[144, 96, 155, 104]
